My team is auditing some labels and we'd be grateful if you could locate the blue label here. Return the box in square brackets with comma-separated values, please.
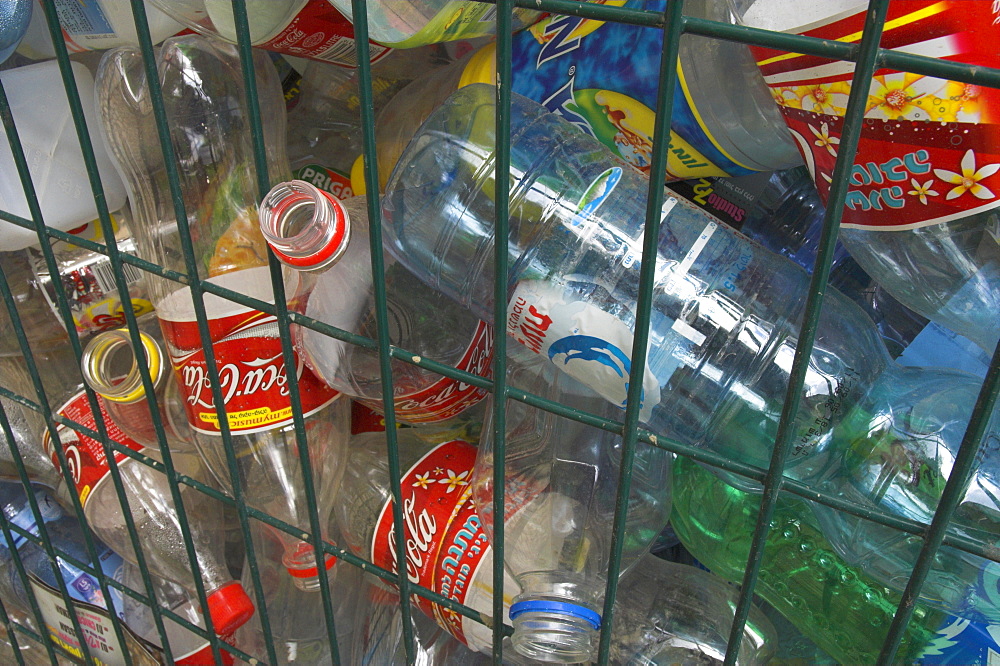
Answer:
[58, 546, 125, 618]
[55, 0, 115, 38]
[920, 615, 1000, 665]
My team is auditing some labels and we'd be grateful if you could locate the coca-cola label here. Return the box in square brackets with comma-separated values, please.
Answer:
[259, 0, 390, 67]
[160, 307, 340, 436]
[370, 440, 488, 645]
[367, 321, 493, 424]
[42, 390, 144, 508]
[749, 1, 1000, 230]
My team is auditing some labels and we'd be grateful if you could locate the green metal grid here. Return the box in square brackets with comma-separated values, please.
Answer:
[0, 1, 994, 665]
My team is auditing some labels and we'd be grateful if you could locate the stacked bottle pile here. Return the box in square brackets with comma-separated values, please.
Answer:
[0, 1, 996, 665]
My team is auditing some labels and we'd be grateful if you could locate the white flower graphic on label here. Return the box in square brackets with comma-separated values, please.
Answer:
[809, 122, 840, 157]
[933, 149, 999, 200]
[413, 472, 432, 490]
[907, 178, 939, 205]
[439, 469, 469, 493]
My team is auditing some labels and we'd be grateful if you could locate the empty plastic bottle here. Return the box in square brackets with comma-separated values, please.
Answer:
[471, 359, 672, 663]
[258, 184, 493, 430]
[0, 356, 64, 494]
[328, 0, 541, 49]
[97, 35, 351, 586]
[735, 0, 1000, 356]
[381, 83, 999, 620]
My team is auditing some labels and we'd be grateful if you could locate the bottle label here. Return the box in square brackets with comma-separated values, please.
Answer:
[506, 280, 661, 422]
[52, 0, 116, 53]
[388, 3, 537, 49]
[370, 321, 493, 424]
[259, 0, 390, 67]
[509, 1, 755, 181]
[294, 164, 354, 200]
[5, 490, 63, 550]
[921, 614, 1000, 665]
[370, 440, 498, 647]
[748, 1, 1000, 230]
[42, 390, 145, 508]
[160, 306, 341, 436]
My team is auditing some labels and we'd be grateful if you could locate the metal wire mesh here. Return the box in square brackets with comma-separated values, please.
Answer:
[0, 1, 996, 665]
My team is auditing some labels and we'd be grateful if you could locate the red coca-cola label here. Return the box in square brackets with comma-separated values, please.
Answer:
[42, 390, 144, 508]
[361, 321, 493, 424]
[160, 308, 340, 436]
[750, 1, 1000, 230]
[370, 440, 487, 645]
[260, 0, 390, 67]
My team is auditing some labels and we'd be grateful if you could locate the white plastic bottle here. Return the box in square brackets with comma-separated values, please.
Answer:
[0, 60, 127, 251]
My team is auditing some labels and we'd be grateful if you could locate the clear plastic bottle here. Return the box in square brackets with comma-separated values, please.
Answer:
[97, 35, 351, 587]
[381, 84, 1000, 620]
[147, 0, 391, 67]
[608, 553, 776, 666]
[471, 359, 672, 663]
[0, 355, 63, 493]
[0, 59, 127, 251]
[258, 184, 492, 431]
[670, 455, 1000, 666]
[0, 0, 30, 64]
[328, 0, 541, 49]
[734, 0, 1000, 356]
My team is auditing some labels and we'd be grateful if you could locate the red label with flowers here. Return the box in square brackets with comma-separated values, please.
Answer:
[159, 307, 340, 436]
[362, 321, 493, 424]
[749, 1, 1000, 230]
[42, 390, 144, 508]
[370, 440, 489, 646]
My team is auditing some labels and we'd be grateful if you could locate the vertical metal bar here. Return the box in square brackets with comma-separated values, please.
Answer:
[490, 1, 513, 663]
[723, 2, 891, 664]
[352, 0, 419, 662]
[227, 1, 343, 663]
[594, 1, 683, 663]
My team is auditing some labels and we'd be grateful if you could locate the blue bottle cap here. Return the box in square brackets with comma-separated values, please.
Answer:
[509, 600, 602, 630]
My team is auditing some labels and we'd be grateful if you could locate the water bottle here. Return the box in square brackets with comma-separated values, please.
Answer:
[471, 359, 672, 663]
[608, 553, 776, 666]
[97, 35, 352, 586]
[147, 0, 391, 67]
[0, 59, 127, 251]
[670, 455, 1000, 665]
[328, 0, 541, 49]
[258, 184, 493, 432]
[0, 0, 30, 64]
[381, 83, 999, 620]
[735, 0, 1000, 356]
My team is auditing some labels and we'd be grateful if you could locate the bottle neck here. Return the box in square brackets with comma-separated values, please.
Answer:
[258, 180, 350, 272]
[81, 329, 163, 404]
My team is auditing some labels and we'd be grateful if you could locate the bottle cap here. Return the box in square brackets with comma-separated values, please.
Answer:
[509, 599, 601, 630]
[350, 154, 366, 197]
[458, 42, 497, 89]
[206, 582, 255, 636]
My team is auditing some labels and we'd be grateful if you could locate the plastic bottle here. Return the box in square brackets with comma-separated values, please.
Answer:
[332, 428, 518, 654]
[97, 35, 352, 587]
[258, 184, 493, 431]
[734, 0, 1000, 356]
[0, 0, 30, 64]
[0, 355, 63, 493]
[669, 455, 1000, 665]
[0, 59, 127, 251]
[147, 0, 391, 68]
[328, 0, 541, 49]
[15, 0, 183, 59]
[471, 359, 672, 663]
[608, 553, 776, 666]
[381, 84, 1000, 620]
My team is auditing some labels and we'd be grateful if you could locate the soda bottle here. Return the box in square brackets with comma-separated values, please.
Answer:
[328, 0, 541, 49]
[471, 359, 672, 663]
[0, 356, 64, 494]
[96, 35, 351, 586]
[669, 455, 1000, 665]
[735, 0, 1000, 356]
[380, 83, 1000, 619]
[0, 0, 29, 64]
[148, 0, 391, 68]
[257, 184, 492, 433]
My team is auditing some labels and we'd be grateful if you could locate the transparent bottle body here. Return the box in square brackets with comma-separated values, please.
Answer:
[382, 84, 1000, 616]
[472, 359, 672, 663]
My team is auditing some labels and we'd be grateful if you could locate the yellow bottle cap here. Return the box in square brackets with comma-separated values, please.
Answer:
[458, 42, 497, 89]
[350, 154, 366, 197]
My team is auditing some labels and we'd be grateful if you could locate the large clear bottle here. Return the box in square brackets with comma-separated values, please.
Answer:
[471, 359, 672, 663]
[258, 183, 492, 435]
[95, 35, 350, 589]
[381, 84, 1000, 620]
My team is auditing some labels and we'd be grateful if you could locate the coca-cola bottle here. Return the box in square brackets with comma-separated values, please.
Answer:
[257, 183, 492, 437]
[96, 36, 351, 588]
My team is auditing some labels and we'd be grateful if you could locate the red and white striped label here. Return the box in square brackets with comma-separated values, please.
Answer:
[258, 0, 390, 67]
[750, 1, 1000, 230]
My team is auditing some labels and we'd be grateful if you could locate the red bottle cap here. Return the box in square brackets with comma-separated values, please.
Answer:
[206, 582, 255, 636]
[177, 642, 235, 666]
